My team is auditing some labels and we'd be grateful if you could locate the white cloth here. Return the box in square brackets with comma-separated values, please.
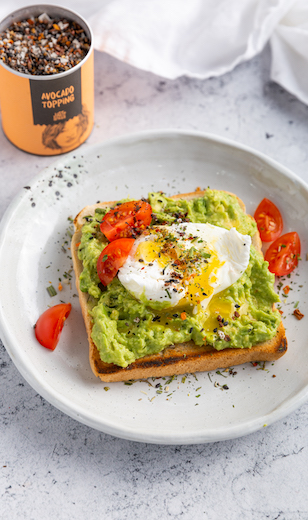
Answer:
[89, 0, 293, 78]
[1, 1, 308, 104]
[270, 0, 308, 105]
[88, 0, 308, 105]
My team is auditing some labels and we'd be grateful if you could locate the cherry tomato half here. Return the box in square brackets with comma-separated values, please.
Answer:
[100, 200, 152, 241]
[265, 231, 301, 276]
[254, 198, 283, 242]
[35, 303, 72, 350]
[97, 238, 135, 286]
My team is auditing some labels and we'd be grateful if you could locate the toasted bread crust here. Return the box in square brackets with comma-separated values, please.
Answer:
[72, 189, 287, 382]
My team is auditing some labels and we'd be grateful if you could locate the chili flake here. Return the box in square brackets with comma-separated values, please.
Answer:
[293, 309, 304, 320]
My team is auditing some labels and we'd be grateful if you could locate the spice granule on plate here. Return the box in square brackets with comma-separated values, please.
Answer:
[0, 13, 90, 75]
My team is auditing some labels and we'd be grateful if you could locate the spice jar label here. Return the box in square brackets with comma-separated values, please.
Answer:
[29, 68, 82, 126]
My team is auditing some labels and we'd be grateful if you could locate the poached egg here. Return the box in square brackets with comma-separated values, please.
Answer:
[118, 222, 251, 313]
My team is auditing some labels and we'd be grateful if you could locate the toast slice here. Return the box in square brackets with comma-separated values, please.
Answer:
[72, 189, 287, 382]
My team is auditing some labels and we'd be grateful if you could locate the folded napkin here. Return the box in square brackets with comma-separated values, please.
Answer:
[271, 0, 308, 105]
[89, 0, 308, 105]
[89, 0, 292, 78]
[1, 0, 307, 104]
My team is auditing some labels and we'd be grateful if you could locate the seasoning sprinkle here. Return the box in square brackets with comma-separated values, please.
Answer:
[293, 308, 304, 320]
[47, 285, 57, 297]
[0, 14, 90, 75]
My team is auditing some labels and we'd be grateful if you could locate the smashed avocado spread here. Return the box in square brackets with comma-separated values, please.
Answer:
[77, 190, 281, 368]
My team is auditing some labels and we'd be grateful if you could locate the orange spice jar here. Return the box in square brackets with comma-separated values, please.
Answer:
[0, 4, 94, 155]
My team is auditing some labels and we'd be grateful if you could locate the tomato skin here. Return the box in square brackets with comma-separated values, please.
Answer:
[97, 238, 135, 286]
[265, 231, 301, 276]
[35, 303, 72, 350]
[254, 198, 283, 242]
[100, 200, 152, 241]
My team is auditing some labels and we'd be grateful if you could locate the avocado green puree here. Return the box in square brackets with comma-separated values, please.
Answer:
[77, 190, 281, 368]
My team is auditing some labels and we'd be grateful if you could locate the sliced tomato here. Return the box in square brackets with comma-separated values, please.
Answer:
[265, 231, 301, 276]
[35, 303, 72, 350]
[254, 198, 283, 242]
[100, 200, 152, 241]
[97, 238, 135, 286]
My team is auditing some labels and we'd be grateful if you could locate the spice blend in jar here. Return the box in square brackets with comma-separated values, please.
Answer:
[0, 13, 90, 76]
[0, 5, 94, 155]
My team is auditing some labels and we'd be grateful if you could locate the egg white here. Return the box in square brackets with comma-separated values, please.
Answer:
[118, 222, 251, 312]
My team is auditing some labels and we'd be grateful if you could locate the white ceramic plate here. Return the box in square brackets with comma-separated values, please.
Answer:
[0, 130, 307, 444]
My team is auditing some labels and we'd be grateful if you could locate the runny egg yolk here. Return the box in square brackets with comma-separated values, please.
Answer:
[134, 235, 224, 309]
[202, 294, 233, 332]
[182, 254, 222, 308]
[134, 239, 170, 265]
